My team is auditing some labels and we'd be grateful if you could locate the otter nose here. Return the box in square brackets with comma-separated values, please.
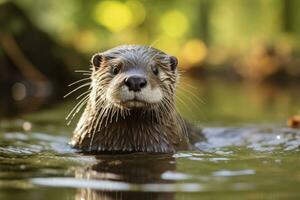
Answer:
[124, 76, 147, 92]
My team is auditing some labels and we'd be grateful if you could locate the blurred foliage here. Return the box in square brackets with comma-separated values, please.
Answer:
[1, 0, 300, 117]
[3, 0, 298, 82]
[7, 0, 300, 57]
[0, 2, 81, 116]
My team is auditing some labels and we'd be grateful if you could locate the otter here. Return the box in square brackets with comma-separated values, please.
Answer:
[70, 45, 201, 153]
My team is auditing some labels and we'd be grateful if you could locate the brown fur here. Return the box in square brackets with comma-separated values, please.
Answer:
[70, 45, 192, 153]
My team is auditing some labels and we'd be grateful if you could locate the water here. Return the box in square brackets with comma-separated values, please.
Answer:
[1, 78, 300, 200]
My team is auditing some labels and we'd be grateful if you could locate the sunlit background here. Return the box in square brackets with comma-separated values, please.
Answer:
[1, 0, 300, 123]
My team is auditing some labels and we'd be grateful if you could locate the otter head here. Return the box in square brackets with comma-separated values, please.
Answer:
[71, 45, 189, 153]
[90, 45, 178, 110]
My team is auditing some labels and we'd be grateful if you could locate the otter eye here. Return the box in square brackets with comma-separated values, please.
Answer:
[111, 64, 121, 75]
[151, 65, 159, 76]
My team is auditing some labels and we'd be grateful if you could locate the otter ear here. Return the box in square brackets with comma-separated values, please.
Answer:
[169, 56, 178, 71]
[91, 53, 103, 70]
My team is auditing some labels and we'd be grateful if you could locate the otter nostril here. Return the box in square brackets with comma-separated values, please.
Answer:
[139, 79, 147, 88]
[124, 76, 147, 92]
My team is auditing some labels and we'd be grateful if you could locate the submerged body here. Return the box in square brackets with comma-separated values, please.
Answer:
[70, 45, 200, 153]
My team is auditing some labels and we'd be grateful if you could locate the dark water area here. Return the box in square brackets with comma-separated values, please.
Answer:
[1, 77, 300, 200]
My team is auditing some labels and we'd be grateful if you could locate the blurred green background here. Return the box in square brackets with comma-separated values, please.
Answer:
[1, 0, 300, 123]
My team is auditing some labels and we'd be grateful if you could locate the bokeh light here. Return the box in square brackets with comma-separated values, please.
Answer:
[93, 1, 133, 33]
[180, 39, 208, 66]
[159, 10, 189, 38]
[127, 0, 146, 26]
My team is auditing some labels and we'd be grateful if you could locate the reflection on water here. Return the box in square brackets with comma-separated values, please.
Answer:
[73, 154, 176, 200]
[1, 77, 300, 199]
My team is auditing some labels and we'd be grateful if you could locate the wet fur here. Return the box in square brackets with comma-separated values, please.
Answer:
[70, 45, 192, 153]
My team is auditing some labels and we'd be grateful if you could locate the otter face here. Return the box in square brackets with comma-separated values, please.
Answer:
[90, 45, 178, 109]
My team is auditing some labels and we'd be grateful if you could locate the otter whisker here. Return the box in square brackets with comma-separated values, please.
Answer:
[66, 98, 90, 126]
[64, 82, 91, 98]
[93, 102, 109, 131]
[161, 87, 187, 116]
[68, 77, 91, 87]
[110, 107, 117, 123]
[76, 90, 91, 100]
[104, 106, 113, 127]
[159, 97, 173, 118]
[88, 103, 109, 150]
[175, 93, 204, 121]
[66, 94, 90, 122]
[148, 39, 159, 48]
[74, 70, 92, 73]
[177, 69, 186, 73]
[81, 73, 92, 76]
[177, 85, 205, 105]
[174, 94, 191, 111]
[115, 108, 120, 122]
[176, 86, 206, 119]
[178, 80, 199, 90]
[66, 93, 90, 118]
[92, 102, 111, 141]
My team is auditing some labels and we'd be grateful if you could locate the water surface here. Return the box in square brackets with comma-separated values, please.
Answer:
[1, 78, 300, 200]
